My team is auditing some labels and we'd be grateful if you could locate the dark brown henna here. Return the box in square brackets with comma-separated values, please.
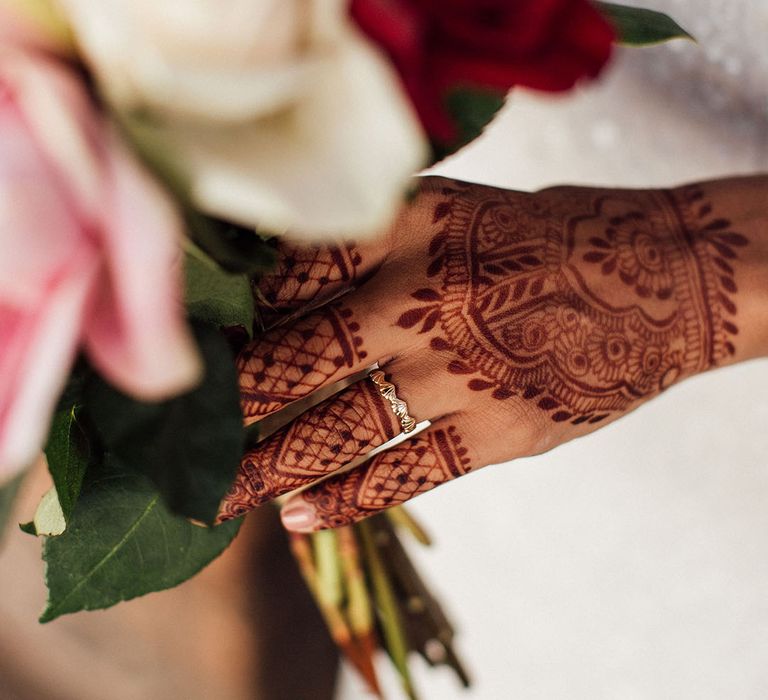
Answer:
[217, 381, 399, 522]
[255, 242, 366, 329]
[238, 302, 368, 418]
[227, 179, 756, 527]
[399, 183, 747, 425]
[302, 425, 471, 529]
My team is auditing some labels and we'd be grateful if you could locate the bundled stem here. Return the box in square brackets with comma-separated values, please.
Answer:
[290, 531, 382, 696]
[359, 519, 418, 700]
[288, 509, 470, 699]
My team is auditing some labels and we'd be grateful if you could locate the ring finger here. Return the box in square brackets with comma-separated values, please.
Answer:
[216, 362, 442, 522]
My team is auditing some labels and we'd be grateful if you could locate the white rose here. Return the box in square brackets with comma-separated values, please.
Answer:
[55, 0, 428, 239]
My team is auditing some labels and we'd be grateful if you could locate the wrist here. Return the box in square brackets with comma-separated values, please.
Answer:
[667, 176, 768, 365]
[527, 177, 763, 400]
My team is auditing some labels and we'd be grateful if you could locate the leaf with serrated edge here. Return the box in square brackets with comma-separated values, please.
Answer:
[44, 407, 89, 523]
[597, 3, 693, 45]
[40, 461, 241, 622]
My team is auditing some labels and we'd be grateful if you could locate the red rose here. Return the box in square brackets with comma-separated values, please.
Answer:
[351, 0, 615, 143]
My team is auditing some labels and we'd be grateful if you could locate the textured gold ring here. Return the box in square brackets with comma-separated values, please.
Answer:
[369, 369, 417, 433]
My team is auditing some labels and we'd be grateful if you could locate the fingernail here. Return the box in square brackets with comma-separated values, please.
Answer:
[280, 501, 316, 532]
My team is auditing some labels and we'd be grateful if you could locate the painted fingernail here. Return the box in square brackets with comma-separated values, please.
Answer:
[280, 501, 316, 532]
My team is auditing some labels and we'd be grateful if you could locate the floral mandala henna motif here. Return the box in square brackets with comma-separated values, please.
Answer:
[238, 302, 368, 418]
[217, 381, 398, 522]
[582, 209, 674, 299]
[303, 426, 471, 529]
[400, 183, 747, 425]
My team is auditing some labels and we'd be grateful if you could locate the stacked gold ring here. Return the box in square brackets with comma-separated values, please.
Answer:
[369, 369, 417, 433]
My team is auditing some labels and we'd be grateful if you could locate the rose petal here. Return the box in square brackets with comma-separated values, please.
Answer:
[0, 255, 96, 483]
[3, 50, 103, 217]
[177, 33, 427, 238]
[0, 89, 85, 305]
[83, 133, 202, 401]
[58, 0, 307, 119]
[0, 1, 72, 54]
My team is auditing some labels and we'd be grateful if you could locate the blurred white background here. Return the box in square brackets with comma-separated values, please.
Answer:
[340, 2, 768, 698]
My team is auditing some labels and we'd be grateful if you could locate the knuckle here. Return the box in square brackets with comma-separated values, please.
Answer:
[476, 399, 552, 458]
[515, 407, 554, 454]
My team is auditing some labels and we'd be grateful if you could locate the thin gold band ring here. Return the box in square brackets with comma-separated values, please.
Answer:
[369, 369, 417, 434]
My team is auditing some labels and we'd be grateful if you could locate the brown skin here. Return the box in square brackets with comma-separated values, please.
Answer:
[216, 175, 768, 531]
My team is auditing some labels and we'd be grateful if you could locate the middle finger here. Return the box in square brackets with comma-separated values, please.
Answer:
[237, 276, 404, 420]
[216, 378, 401, 522]
[217, 355, 450, 521]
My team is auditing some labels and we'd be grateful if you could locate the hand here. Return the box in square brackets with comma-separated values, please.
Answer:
[216, 175, 767, 531]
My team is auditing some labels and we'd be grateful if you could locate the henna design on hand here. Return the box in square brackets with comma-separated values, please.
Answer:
[255, 242, 365, 329]
[217, 380, 398, 522]
[301, 425, 471, 530]
[238, 302, 368, 418]
[225, 178, 756, 529]
[399, 182, 748, 425]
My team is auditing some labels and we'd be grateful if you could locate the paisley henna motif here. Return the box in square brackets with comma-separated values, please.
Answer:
[399, 183, 747, 425]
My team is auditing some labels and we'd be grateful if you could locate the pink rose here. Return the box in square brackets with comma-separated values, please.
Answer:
[0, 42, 202, 482]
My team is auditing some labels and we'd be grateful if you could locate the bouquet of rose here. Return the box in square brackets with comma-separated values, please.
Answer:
[0, 1, 689, 696]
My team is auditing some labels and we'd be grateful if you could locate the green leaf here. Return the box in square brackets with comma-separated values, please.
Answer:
[0, 472, 25, 540]
[40, 459, 241, 622]
[186, 210, 278, 276]
[86, 323, 243, 525]
[116, 110, 192, 202]
[438, 87, 506, 159]
[313, 529, 343, 610]
[53, 358, 90, 414]
[597, 3, 694, 45]
[185, 245, 254, 333]
[44, 406, 89, 523]
[19, 520, 37, 535]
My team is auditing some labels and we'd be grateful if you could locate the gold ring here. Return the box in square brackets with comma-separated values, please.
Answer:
[369, 369, 417, 433]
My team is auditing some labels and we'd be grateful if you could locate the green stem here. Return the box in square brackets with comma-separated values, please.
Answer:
[359, 520, 418, 700]
[386, 506, 432, 546]
[313, 529, 343, 610]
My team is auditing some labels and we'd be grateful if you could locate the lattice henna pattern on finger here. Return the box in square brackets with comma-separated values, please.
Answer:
[302, 426, 471, 529]
[255, 242, 364, 329]
[237, 302, 368, 418]
[216, 381, 399, 522]
[398, 183, 747, 426]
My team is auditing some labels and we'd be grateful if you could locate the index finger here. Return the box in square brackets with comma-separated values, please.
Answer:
[255, 238, 389, 330]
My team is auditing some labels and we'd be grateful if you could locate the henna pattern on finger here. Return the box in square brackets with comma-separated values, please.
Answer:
[217, 380, 399, 522]
[255, 242, 365, 328]
[399, 183, 747, 425]
[238, 302, 368, 418]
[302, 425, 471, 529]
